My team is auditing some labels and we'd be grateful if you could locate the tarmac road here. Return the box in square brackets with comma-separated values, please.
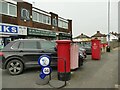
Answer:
[0, 47, 119, 89]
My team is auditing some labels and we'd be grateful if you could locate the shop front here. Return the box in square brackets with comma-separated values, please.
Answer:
[58, 32, 72, 40]
[27, 28, 56, 40]
[0, 23, 27, 47]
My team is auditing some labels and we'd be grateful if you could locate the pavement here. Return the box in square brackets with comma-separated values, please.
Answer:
[0, 47, 119, 89]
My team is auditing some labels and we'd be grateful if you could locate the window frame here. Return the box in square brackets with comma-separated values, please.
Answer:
[32, 10, 51, 25]
[0, 1, 17, 17]
[1, 1, 8, 15]
[58, 19, 68, 29]
[9, 3, 17, 17]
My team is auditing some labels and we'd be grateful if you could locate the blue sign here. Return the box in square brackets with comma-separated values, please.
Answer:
[40, 67, 52, 79]
[38, 55, 50, 67]
[0, 25, 18, 34]
[38, 55, 52, 79]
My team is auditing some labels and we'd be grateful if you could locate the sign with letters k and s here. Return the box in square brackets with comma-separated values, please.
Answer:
[0, 25, 18, 34]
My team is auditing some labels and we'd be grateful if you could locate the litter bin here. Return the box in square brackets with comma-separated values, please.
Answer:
[106, 46, 111, 52]
[91, 39, 101, 60]
[56, 40, 71, 81]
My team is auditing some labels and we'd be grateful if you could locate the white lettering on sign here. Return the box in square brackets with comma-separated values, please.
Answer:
[1, 25, 18, 34]
[0, 25, 2, 32]
[4, 26, 9, 32]
[11, 27, 17, 33]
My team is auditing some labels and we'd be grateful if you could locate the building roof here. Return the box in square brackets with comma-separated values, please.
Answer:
[91, 31, 106, 37]
[74, 33, 90, 39]
[110, 32, 119, 36]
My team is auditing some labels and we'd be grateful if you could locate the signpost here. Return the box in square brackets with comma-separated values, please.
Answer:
[38, 55, 52, 79]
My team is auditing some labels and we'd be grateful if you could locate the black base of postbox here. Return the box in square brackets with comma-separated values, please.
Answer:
[58, 72, 71, 81]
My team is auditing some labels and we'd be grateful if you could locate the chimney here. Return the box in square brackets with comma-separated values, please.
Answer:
[97, 31, 100, 33]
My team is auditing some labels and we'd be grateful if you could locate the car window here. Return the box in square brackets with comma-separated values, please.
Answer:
[40, 41, 55, 50]
[19, 41, 38, 49]
[11, 41, 20, 49]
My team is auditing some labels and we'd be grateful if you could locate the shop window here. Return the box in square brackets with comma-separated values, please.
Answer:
[9, 4, 17, 16]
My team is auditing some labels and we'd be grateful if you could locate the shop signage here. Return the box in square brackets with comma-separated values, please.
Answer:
[0, 24, 27, 35]
[18, 26, 27, 35]
[59, 33, 71, 37]
[28, 28, 56, 37]
[0, 25, 18, 34]
[38, 55, 52, 79]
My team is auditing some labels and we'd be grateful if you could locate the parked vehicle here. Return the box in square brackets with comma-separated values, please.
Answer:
[78, 42, 91, 55]
[83, 44, 92, 55]
[1, 39, 84, 75]
[79, 47, 87, 58]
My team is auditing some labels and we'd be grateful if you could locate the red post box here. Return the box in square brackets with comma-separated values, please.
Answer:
[91, 39, 101, 60]
[56, 40, 71, 81]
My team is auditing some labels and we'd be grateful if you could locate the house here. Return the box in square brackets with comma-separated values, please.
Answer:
[106, 32, 118, 42]
[73, 33, 91, 42]
[91, 31, 107, 44]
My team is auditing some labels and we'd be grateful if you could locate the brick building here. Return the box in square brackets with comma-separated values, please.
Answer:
[0, 0, 72, 47]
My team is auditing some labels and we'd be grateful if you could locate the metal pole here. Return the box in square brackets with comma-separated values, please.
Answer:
[108, 0, 110, 46]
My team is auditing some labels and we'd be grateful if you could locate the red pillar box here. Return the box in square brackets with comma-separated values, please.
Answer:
[91, 39, 101, 60]
[56, 40, 71, 81]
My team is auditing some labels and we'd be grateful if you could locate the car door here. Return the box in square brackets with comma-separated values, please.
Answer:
[18, 40, 41, 65]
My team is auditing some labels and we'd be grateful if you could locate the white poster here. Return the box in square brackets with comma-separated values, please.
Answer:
[18, 26, 27, 35]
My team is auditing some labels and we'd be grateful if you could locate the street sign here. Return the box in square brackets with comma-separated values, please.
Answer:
[38, 55, 52, 79]
[38, 55, 50, 67]
[42, 67, 51, 75]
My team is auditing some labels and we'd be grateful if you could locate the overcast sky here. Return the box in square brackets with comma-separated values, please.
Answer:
[26, 0, 118, 37]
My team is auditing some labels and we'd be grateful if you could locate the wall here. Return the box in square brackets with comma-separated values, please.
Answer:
[110, 41, 120, 49]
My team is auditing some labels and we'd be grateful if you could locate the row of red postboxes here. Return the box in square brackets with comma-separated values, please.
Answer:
[56, 39, 101, 81]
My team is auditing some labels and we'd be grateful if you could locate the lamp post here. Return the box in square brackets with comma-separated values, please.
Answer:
[106, 0, 111, 52]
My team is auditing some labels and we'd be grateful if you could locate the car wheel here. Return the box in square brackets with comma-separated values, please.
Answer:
[6, 59, 23, 75]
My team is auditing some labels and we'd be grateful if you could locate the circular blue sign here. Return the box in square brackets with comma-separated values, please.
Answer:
[38, 55, 50, 67]
[41, 67, 52, 75]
